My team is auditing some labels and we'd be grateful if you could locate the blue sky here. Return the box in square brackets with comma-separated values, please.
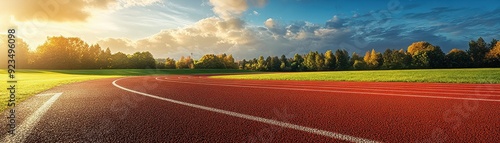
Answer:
[2, 0, 499, 59]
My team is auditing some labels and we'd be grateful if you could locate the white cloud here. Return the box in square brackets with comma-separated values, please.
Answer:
[253, 11, 259, 15]
[0, 0, 160, 22]
[264, 18, 276, 28]
[209, 0, 248, 20]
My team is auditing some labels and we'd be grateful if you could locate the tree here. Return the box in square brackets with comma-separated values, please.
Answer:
[0, 36, 32, 69]
[353, 60, 367, 70]
[239, 59, 247, 70]
[485, 42, 500, 67]
[364, 49, 382, 69]
[407, 41, 444, 68]
[265, 56, 272, 71]
[303, 51, 317, 71]
[270, 56, 281, 71]
[408, 41, 434, 55]
[256, 56, 266, 71]
[279, 55, 290, 71]
[176, 56, 188, 69]
[291, 54, 304, 71]
[411, 52, 430, 68]
[81, 44, 101, 69]
[223, 54, 237, 69]
[195, 54, 225, 69]
[468, 37, 489, 67]
[445, 48, 471, 68]
[382, 49, 412, 69]
[164, 58, 176, 69]
[97, 47, 112, 69]
[111, 52, 129, 69]
[335, 49, 350, 70]
[349, 52, 362, 69]
[129, 52, 156, 69]
[324, 50, 337, 70]
[34, 36, 89, 69]
[315, 53, 325, 71]
[155, 58, 166, 69]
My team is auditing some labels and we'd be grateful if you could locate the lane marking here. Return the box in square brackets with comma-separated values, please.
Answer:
[162, 78, 500, 97]
[194, 78, 500, 93]
[2, 93, 63, 143]
[156, 77, 500, 102]
[112, 78, 378, 143]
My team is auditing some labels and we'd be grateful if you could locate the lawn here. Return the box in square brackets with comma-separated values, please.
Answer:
[211, 68, 500, 84]
[0, 69, 254, 111]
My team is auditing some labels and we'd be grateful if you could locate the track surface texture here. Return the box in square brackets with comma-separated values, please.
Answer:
[1, 75, 499, 142]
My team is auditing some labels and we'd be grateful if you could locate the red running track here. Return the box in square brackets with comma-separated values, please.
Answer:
[113, 75, 500, 142]
[5, 75, 498, 142]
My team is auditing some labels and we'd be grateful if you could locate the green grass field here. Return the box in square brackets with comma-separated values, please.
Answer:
[211, 68, 500, 84]
[0, 69, 254, 112]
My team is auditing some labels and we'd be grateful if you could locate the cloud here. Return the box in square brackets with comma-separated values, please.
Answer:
[253, 11, 259, 15]
[97, 38, 137, 54]
[0, 0, 160, 22]
[208, 0, 269, 19]
[98, 17, 257, 59]
[325, 15, 345, 29]
[264, 18, 276, 28]
[209, 0, 248, 20]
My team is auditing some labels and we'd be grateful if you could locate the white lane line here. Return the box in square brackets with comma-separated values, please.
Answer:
[156, 77, 500, 102]
[196, 79, 500, 93]
[162, 79, 500, 97]
[112, 78, 378, 143]
[2, 93, 63, 143]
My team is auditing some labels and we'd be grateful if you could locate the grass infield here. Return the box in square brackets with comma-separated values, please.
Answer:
[0, 69, 254, 111]
[211, 68, 500, 84]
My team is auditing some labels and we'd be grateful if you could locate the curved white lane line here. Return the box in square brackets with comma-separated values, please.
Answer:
[112, 77, 379, 143]
[155, 77, 500, 103]
[159, 78, 500, 97]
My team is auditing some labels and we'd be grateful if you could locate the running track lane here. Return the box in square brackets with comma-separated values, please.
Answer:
[6, 75, 499, 142]
[112, 75, 500, 142]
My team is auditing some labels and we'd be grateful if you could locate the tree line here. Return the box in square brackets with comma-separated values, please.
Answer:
[2, 36, 156, 69]
[236, 37, 500, 71]
[2, 36, 499, 70]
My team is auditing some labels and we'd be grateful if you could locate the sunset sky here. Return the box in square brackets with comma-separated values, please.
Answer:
[1, 0, 499, 59]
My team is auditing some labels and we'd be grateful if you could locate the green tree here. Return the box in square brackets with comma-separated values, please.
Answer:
[155, 58, 166, 69]
[468, 37, 489, 67]
[164, 58, 176, 69]
[349, 52, 362, 69]
[411, 51, 430, 68]
[485, 42, 500, 67]
[129, 52, 156, 69]
[335, 49, 350, 70]
[407, 41, 444, 68]
[315, 53, 325, 71]
[265, 56, 272, 71]
[34, 36, 88, 69]
[256, 56, 266, 71]
[291, 54, 304, 71]
[303, 51, 317, 71]
[81, 44, 101, 69]
[382, 49, 412, 69]
[353, 60, 367, 70]
[324, 50, 337, 70]
[270, 56, 281, 71]
[111, 52, 129, 69]
[195, 54, 225, 69]
[445, 48, 471, 68]
[279, 55, 290, 71]
[97, 47, 112, 69]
